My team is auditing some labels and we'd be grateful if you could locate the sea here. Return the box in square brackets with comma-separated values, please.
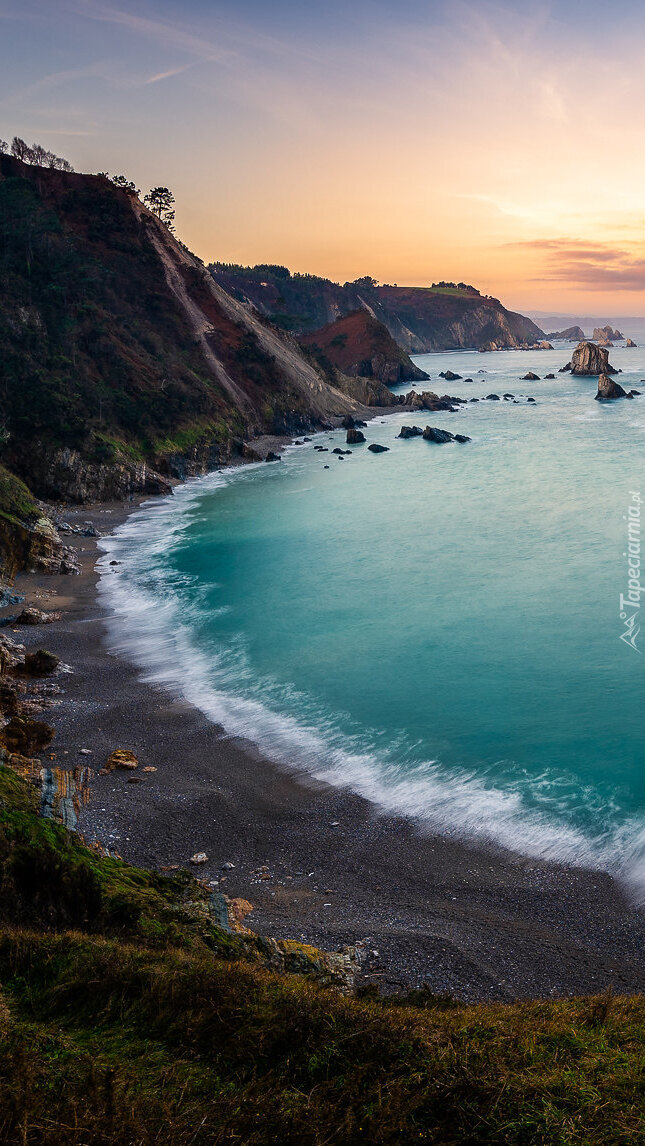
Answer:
[98, 332, 645, 896]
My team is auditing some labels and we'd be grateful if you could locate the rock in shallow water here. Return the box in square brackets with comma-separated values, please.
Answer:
[346, 428, 366, 444]
[595, 373, 629, 401]
[422, 426, 471, 444]
[367, 443, 389, 453]
[570, 341, 617, 376]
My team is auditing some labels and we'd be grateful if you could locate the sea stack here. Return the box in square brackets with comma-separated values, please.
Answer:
[593, 325, 624, 342]
[595, 374, 629, 401]
[570, 341, 617, 376]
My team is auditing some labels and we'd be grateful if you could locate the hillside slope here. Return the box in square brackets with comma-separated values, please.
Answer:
[0, 157, 366, 509]
[299, 309, 428, 383]
[210, 265, 546, 351]
[1, 761, 645, 1144]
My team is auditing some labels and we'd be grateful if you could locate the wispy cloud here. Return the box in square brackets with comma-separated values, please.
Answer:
[141, 63, 196, 86]
[515, 238, 645, 291]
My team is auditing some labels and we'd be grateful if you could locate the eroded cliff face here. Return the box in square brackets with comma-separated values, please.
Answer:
[0, 466, 75, 585]
[299, 310, 428, 384]
[0, 156, 365, 520]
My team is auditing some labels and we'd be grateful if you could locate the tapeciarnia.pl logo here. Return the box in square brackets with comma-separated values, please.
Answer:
[619, 491, 642, 652]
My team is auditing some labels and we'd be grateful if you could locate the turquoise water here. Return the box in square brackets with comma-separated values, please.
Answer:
[100, 337, 645, 892]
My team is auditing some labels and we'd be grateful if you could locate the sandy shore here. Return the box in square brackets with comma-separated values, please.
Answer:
[6, 486, 645, 1002]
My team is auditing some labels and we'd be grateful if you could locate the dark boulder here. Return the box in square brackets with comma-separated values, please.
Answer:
[0, 716, 55, 755]
[527, 397, 536, 403]
[454, 434, 471, 443]
[397, 425, 424, 439]
[422, 426, 455, 443]
[522, 372, 540, 381]
[595, 373, 628, 401]
[22, 649, 60, 677]
[440, 370, 462, 382]
[346, 428, 366, 444]
[367, 443, 389, 453]
[265, 452, 281, 462]
[544, 373, 555, 379]
[485, 394, 500, 400]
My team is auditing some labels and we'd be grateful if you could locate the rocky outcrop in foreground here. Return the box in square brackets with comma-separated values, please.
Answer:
[566, 342, 617, 376]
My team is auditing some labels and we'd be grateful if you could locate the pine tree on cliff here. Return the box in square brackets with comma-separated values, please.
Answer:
[144, 187, 176, 230]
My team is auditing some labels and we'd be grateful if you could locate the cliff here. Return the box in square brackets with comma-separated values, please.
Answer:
[210, 265, 546, 352]
[0, 466, 74, 587]
[299, 310, 428, 384]
[0, 156, 368, 516]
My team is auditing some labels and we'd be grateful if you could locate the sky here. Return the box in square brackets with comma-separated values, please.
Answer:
[2, 0, 645, 313]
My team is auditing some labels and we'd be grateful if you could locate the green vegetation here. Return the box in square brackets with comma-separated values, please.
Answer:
[2, 762, 645, 1144]
[0, 158, 232, 493]
[0, 465, 41, 530]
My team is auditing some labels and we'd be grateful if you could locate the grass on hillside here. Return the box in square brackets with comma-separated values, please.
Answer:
[2, 763, 645, 1144]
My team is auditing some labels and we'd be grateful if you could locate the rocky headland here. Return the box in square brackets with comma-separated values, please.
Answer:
[210, 265, 547, 353]
[546, 325, 586, 340]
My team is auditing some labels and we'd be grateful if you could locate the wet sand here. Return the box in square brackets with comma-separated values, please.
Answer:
[8, 494, 645, 1002]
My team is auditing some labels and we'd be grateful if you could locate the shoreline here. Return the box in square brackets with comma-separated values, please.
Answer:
[7, 443, 645, 1001]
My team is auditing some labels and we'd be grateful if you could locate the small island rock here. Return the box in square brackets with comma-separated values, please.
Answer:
[595, 373, 628, 401]
[570, 341, 617, 376]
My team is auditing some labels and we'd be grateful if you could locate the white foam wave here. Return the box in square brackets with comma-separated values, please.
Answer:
[97, 471, 645, 900]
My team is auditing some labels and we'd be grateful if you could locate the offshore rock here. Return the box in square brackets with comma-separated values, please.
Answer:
[367, 443, 389, 453]
[397, 425, 424, 439]
[546, 325, 585, 341]
[522, 372, 540, 381]
[346, 428, 366, 444]
[595, 374, 629, 401]
[626, 338, 637, 347]
[423, 426, 459, 443]
[570, 342, 617, 376]
[593, 325, 624, 342]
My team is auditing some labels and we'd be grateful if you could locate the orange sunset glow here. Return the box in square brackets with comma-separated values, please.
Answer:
[4, 0, 645, 314]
